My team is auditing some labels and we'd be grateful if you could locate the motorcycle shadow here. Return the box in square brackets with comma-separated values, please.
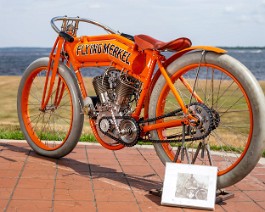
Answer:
[0, 142, 163, 193]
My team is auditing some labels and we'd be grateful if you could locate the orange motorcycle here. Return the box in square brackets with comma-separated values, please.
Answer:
[17, 16, 265, 189]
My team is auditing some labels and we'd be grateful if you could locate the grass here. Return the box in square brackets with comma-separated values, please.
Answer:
[0, 125, 24, 140]
[0, 124, 96, 142]
[0, 76, 97, 142]
[0, 76, 265, 157]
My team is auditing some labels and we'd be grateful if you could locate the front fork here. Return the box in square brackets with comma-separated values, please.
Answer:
[40, 37, 65, 111]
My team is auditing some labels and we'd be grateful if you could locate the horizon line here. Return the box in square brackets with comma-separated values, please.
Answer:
[0, 46, 265, 49]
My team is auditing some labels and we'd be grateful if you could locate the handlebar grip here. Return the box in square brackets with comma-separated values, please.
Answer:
[59, 31, 74, 43]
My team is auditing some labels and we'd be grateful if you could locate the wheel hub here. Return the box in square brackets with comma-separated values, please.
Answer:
[96, 111, 120, 145]
[119, 119, 138, 144]
[188, 103, 215, 138]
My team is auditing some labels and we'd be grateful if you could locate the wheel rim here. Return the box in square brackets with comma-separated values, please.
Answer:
[21, 67, 73, 150]
[156, 63, 253, 176]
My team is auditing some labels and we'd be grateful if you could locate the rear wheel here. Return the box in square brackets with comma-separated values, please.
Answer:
[17, 58, 84, 158]
[149, 52, 265, 188]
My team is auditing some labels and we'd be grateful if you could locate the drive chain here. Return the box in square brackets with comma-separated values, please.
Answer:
[98, 103, 216, 146]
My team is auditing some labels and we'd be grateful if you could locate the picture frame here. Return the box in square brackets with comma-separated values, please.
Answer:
[161, 163, 218, 210]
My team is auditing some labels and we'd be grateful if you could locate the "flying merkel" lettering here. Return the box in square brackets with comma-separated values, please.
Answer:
[76, 43, 131, 65]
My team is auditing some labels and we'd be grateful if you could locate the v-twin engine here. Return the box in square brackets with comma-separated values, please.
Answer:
[89, 68, 141, 146]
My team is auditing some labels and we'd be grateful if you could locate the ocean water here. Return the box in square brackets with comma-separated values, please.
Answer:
[0, 47, 264, 80]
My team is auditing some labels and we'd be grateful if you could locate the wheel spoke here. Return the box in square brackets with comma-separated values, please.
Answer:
[20, 67, 73, 150]
[154, 60, 253, 184]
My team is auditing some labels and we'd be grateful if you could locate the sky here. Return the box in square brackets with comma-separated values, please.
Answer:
[0, 0, 265, 47]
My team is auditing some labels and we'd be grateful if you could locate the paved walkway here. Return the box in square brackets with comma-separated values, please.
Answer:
[0, 140, 265, 212]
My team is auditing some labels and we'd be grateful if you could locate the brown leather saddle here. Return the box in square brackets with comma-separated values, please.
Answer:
[134, 34, 192, 51]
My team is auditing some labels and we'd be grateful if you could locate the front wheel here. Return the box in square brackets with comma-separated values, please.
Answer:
[17, 57, 84, 158]
[149, 52, 265, 188]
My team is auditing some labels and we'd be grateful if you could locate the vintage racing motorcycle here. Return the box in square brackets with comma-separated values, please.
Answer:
[17, 16, 265, 189]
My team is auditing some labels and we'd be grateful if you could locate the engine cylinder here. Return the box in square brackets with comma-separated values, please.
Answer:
[92, 76, 109, 104]
[115, 80, 133, 105]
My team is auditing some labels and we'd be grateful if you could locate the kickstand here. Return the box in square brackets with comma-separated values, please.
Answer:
[149, 188, 162, 197]
[149, 188, 235, 204]
[215, 189, 234, 204]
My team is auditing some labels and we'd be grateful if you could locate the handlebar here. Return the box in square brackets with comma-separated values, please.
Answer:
[51, 16, 118, 42]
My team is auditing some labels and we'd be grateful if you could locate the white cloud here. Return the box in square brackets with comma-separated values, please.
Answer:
[0, 0, 264, 47]
[253, 14, 265, 24]
[224, 6, 235, 13]
[233, 0, 265, 24]
[237, 15, 251, 23]
[89, 4, 102, 9]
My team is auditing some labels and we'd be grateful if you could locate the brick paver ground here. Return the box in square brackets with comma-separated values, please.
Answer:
[0, 140, 265, 212]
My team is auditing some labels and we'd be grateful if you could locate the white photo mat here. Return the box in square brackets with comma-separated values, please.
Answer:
[161, 163, 217, 210]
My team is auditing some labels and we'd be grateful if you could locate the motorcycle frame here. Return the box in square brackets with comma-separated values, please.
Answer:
[42, 17, 226, 135]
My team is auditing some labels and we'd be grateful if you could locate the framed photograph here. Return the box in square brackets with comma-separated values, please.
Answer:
[161, 163, 217, 210]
